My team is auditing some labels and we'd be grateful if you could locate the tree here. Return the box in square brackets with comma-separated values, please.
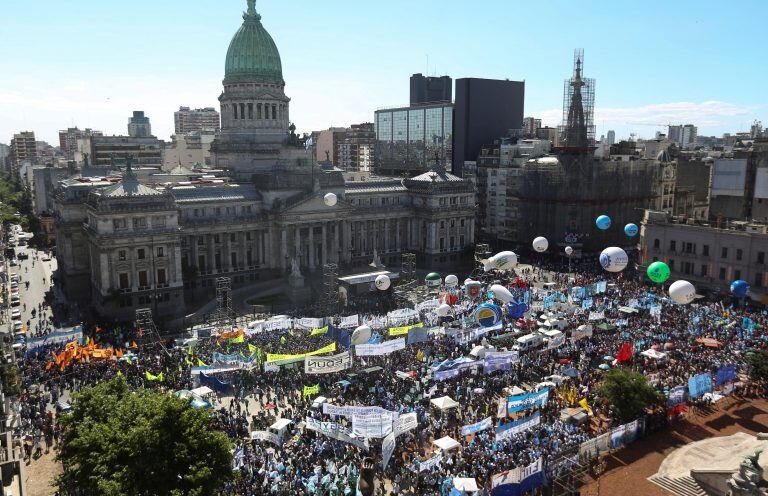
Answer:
[599, 368, 665, 423]
[56, 379, 233, 496]
[748, 350, 768, 382]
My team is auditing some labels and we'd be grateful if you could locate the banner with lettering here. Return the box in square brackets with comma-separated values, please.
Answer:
[507, 388, 549, 414]
[352, 413, 393, 439]
[393, 412, 418, 437]
[491, 458, 543, 496]
[460, 417, 493, 436]
[389, 322, 423, 337]
[304, 351, 352, 374]
[495, 411, 541, 442]
[323, 404, 398, 420]
[355, 338, 406, 357]
[688, 372, 712, 398]
[305, 417, 367, 450]
[266, 342, 337, 363]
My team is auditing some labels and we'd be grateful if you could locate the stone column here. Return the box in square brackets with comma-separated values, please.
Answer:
[469, 217, 475, 244]
[190, 235, 198, 270]
[308, 225, 315, 270]
[281, 228, 287, 270]
[383, 219, 389, 253]
[223, 234, 232, 272]
[334, 221, 341, 263]
[395, 219, 402, 252]
[294, 225, 301, 266]
[344, 221, 352, 263]
[174, 246, 182, 284]
[207, 235, 215, 273]
[321, 223, 328, 266]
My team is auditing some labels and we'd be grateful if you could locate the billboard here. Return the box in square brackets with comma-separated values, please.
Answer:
[711, 159, 747, 197]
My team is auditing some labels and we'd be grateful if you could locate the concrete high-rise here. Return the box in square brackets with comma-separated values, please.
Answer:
[128, 111, 152, 137]
[315, 127, 348, 166]
[668, 124, 697, 150]
[59, 127, 102, 160]
[174, 107, 221, 134]
[410, 74, 452, 105]
[607, 130, 616, 145]
[452, 77, 525, 176]
[10, 131, 37, 177]
[338, 123, 375, 171]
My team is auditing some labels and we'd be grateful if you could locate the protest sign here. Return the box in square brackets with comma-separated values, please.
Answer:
[304, 351, 352, 374]
[355, 338, 406, 357]
[393, 412, 418, 436]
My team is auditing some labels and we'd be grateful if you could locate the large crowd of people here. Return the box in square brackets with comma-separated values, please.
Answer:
[13, 261, 768, 495]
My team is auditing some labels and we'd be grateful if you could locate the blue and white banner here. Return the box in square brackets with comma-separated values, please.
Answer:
[27, 326, 83, 349]
[667, 385, 687, 407]
[355, 338, 406, 357]
[495, 411, 541, 442]
[484, 351, 519, 374]
[460, 417, 493, 436]
[507, 388, 549, 414]
[715, 364, 737, 387]
[491, 458, 544, 496]
[688, 372, 713, 398]
[434, 360, 481, 381]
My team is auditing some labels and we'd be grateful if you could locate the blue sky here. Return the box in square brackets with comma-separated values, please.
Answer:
[1, 0, 765, 144]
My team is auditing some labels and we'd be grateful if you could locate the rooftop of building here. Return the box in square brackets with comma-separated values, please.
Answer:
[643, 210, 768, 234]
[169, 183, 262, 204]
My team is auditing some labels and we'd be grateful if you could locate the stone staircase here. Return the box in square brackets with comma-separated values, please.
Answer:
[647, 474, 708, 496]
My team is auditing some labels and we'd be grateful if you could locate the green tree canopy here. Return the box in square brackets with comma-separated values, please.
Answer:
[599, 368, 665, 423]
[56, 379, 233, 496]
[748, 349, 768, 382]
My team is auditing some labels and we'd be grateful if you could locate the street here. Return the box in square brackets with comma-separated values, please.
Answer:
[5, 235, 56, 336]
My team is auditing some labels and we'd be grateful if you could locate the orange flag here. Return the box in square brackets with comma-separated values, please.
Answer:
[138, 327, 143, 337]
[131, 341, 139, 349]
[116, 348, 124, 358]
[95, 325, 102, 334]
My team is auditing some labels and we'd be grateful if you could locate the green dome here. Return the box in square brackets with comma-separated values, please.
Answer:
[224, 1, 284, 85]
[425, 273, 441, 281]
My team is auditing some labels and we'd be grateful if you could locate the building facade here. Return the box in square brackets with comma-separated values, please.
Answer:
[59, 128, 102, 160]
[639, 210, 768, 303]
[375, 102, 453, 177]
[452, 78, 525, 177]
[174, 107, 221, 134]
[668, 124, 697, 150]
[53, 1, 476, 324]
[9, 131, 37, 178]
[128, 111, 152, 138]
[314, 128, 348, 166]
[163, 131, 216, 170]
[337, 123, 375, 171]
[79, 135, 163, 169]
[410, 74, 452, 105]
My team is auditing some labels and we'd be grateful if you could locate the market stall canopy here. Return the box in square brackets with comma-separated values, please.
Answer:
[431, 396, 460, 410]
[433, 436, 461, 451]
[454, 478, 479, 492]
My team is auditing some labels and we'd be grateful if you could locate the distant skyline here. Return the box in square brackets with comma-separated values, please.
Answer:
[0, 0, 765, 145]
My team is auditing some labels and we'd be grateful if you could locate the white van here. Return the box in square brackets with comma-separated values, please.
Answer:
[514, 333, 544, 352]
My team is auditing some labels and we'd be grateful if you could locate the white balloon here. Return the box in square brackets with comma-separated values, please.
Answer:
[464, 278, 474, 286]
[323, 192, 338, 207]
[532, 236, 549, 253]
[490, 284, 514, 304]
[491, 251, 518, 270]
[599, 246, 628, 273]
[374, 274, 391, 291]
[351, 325, 372, 345]
[444, 274, 459, 288]
[669, 280, 696, 305]
[436, 303, 452, 317]
[565, 246, 573, 256]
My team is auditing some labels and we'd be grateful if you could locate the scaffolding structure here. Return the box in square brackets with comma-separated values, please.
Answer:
[207, 277, 234, 326]
[558, 49, 595, 151]
[319, 262, 339, 315]
[549, 451, 589, 496]
[135, 308, 171, 357]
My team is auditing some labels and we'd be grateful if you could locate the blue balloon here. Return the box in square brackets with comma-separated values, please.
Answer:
[730, 279, 749, 297]
[624, 223, 639, 237]
[596, 215, 612, 230]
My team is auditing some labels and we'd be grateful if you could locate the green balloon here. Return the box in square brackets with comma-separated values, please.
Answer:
[647, 261, 670, 283]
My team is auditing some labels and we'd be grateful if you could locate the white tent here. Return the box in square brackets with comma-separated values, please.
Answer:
[270, 419, 293, 431]
[454, 478, 480, 492]
[433, 436, 461, 451]
[430, 396, 460, 411]
[190, 386, 213, 397]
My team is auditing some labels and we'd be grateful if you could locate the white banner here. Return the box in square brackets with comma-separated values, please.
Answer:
[382, 432, 396, 470]
[416, 299, 441, 312]
[495, 412, 541, 442]
[295, 317, 324, 329]
[355, 338, 406, 357]
[588, 311, 605, 321]
[393, 412, 418, 437]
[352, 413, 393, 439]
[339, 315, 359, 328]
[323, 404, 398, 420]
[460, 417, 493, 436]
[571, 326, 593, 343]
[546, 334, 566, 350]
[387, 308, 419, 326]
[263, 319, 292, 331]
[491, 457, 542, 487]
[418, 454, 442, 473]
[250, 430, 280, 445]
[304, 351, 352, 374]
[305, 417, 367, 450]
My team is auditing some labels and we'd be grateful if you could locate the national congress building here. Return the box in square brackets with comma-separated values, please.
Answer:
[54, 0, 475, 323]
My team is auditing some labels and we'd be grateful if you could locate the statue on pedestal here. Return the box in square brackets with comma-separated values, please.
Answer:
[727, 449, 766, 496]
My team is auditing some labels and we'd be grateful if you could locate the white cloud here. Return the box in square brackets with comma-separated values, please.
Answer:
[538, 100, 756, 129]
